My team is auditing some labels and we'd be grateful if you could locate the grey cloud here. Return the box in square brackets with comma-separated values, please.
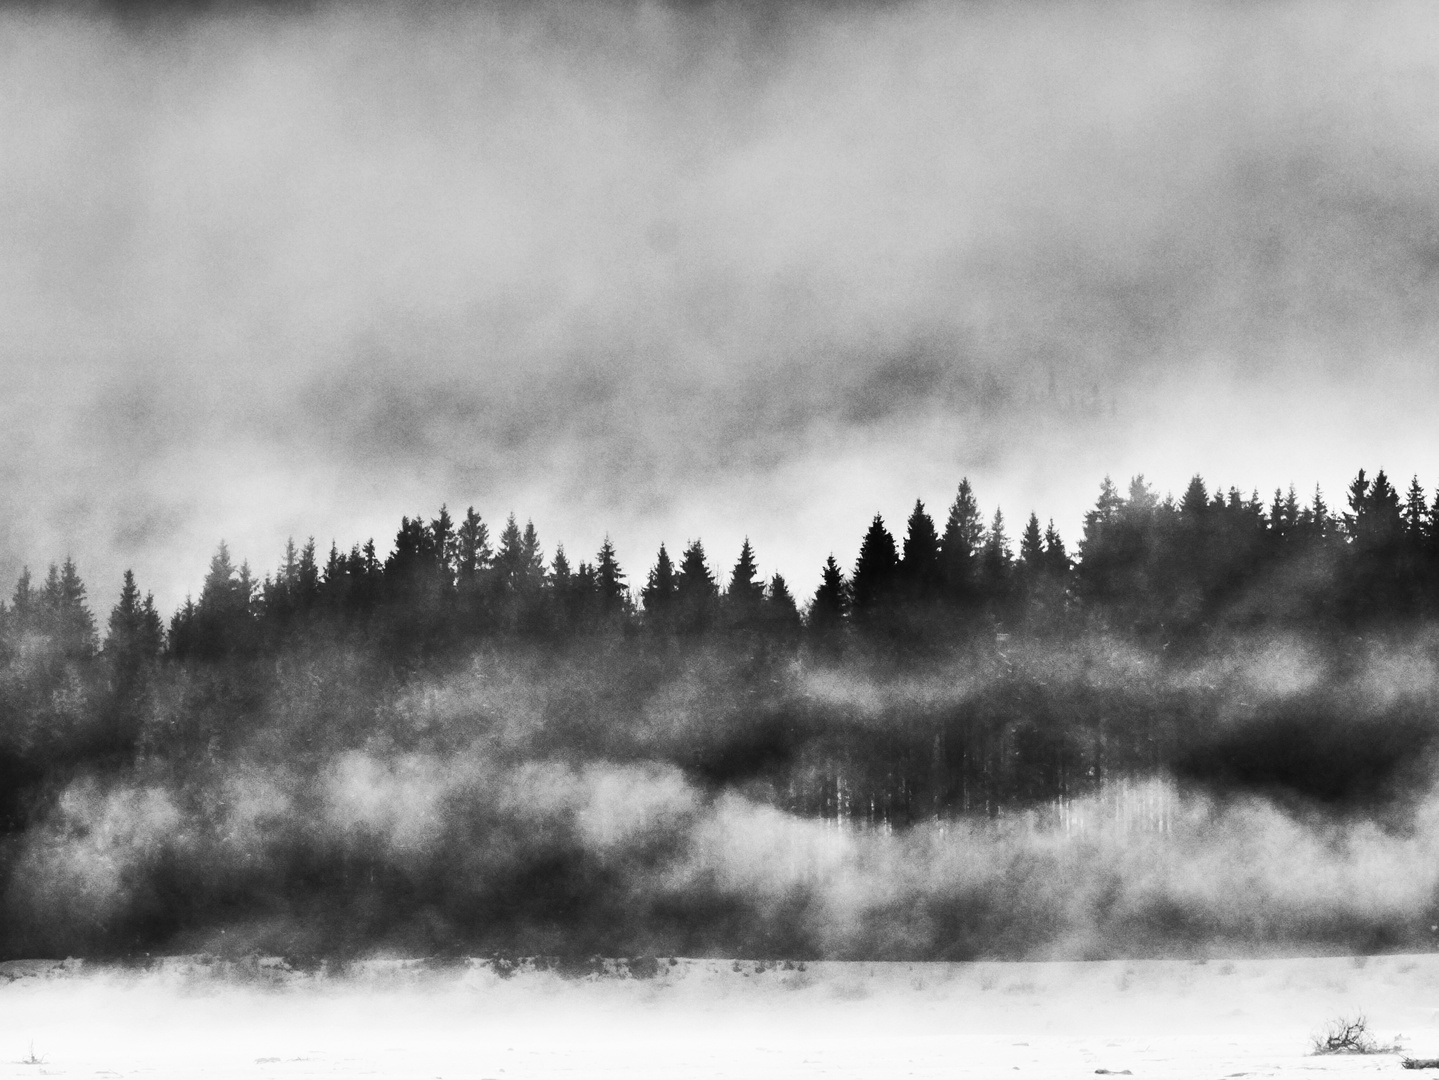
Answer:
[4, 0, 1439, 609]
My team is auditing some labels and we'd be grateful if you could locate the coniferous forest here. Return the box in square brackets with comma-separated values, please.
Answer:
[4, 468, 1439, 962]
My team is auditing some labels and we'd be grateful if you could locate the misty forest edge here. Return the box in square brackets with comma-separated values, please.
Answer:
[4, 467, 1439, 962]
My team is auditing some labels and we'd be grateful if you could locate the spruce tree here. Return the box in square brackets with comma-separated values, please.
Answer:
[850, 514, 899, 631]
[430, 505, 456, 587]
[724, 538, 765, 629]
[10, 567, 35, 634]
[900, 501, 942, 594]
[192, 542, 255, 659]
[456, 507, 492, 630]
[138, 592, 165, 659]
[276, 537, 299, 618]
[1282, 485, 1301, 535]
[106, 570, 163, 722]
[595, 537, 628, 625]
[494, 514, 526, 594]
[106, 568, 143, 663]
[169, 596, 197, 659]
[1179, 475, 1209, 520]
[1404, 476, 1428, 542]
[1018, 513, 1044, 571]
[641, 543, 677, 634]
[675, 540, 718, 634]
[1043, 520, 1068, 575]
[979, 508, 1012, 604]
[42, 557, 97, 659]
[456, 507, 492, 584]
[808, 554, 849, 643]
[521, 522, 545, 585]
[941, 479, 984, 606]
[1076, 476, 1126, 606]
[548, 545, 574, 636]
[297, 538, 320, 608]
[764, 573, 802, 641]
[572, 560, 599, 631]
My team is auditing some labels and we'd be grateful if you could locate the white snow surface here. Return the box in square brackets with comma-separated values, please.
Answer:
[1, 953, 1436, 1078]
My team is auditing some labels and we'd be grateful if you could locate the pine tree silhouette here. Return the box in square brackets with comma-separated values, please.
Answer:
[808, 554, 849, 648]
[851, 514, 900, 633]
[595, 537, 628, 627]
[675, 540, 717, 635]
[723, 538, 765, 631]
[641, 543, 677, 635]
[941, 479, 985, 611]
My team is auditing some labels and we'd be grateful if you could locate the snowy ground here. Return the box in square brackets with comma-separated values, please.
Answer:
[2, 953, 1438, 1079]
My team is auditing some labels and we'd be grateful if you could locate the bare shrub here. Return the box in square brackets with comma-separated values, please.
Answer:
[1312, 1015, 1402, 1055]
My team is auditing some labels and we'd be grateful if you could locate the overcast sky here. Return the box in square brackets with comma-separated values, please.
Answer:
[4, 0, 1439, 613]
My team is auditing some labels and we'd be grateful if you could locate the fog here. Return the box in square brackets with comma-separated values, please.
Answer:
[4, 0, 1439, 611]
[6, 629, 1439, 960]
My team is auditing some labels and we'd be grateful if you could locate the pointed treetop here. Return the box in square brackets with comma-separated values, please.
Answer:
[1019, 512, 1044, 568]
[642, 543, 677, 612]
[676, 540, 716, 595]
[902, 500, 941, 585]
[809, 553, 849, 633]
[726, 538, 764, 606]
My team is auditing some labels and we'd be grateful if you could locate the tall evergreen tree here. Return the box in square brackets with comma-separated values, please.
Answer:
[169, 595, 197, 660]
[571, 560, 599, 631]
[456, 507, 492, 630]
[1343, 469, 1411, 622]
[675, 540, 718, 634]
[641, 543, 677, 633]
[594, 537, 628, 625]
[10, 567, 35, 634]
[105, 569, 164, 682]
[385, 515, 438, 614]
[808, 554, 849, 644]
[456, 507, 492, 584]
[494, 514, 527, 594]
[106, 568, 143, 660]
[1307, 485, 1333, 543]
[548, 545, 575, 636]
[763, 572, 802, 643]
[40, 557, 97, 659]
[1085, 475, 1124, 536]
[723, 538, 765, 629]
[297, 538, 320, 608]
[1018, 512, 1044, 571]
[1179, 475, 1209, 520]
[1076, 475, 1129, 608]
[1404, 476, 1428, 542]
[430, 506, 456, 588]
[190, 542, 255, 658]
[941, 479, 985, 606]
[1282, 485, 1301, 536]
[521, 521, 544, 582]
[277, 538, 300, 606]
[979, 508, 1012, 604]
[899, 500, 942, 597]
[850, 514, 900, 630]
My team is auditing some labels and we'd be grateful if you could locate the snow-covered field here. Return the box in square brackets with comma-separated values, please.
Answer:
[2, 953, 1437, 1079]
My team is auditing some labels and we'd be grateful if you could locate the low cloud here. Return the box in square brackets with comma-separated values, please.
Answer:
[5, 0, 1439, 611]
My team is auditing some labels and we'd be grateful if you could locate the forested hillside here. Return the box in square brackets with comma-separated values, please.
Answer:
[2, 469, 1437, 960]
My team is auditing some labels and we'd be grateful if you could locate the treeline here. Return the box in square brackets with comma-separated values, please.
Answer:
[2, 468, 1438, 959]
[7, 468, 1437, 671]
[2, 466, 1435, 821]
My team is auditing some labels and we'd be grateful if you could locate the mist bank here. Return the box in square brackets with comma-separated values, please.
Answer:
[1, 465, 1438, 958]
[3, 628, 1439, 961]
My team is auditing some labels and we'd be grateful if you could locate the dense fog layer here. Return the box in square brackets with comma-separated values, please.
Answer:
[5, 629, 1438, 960]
